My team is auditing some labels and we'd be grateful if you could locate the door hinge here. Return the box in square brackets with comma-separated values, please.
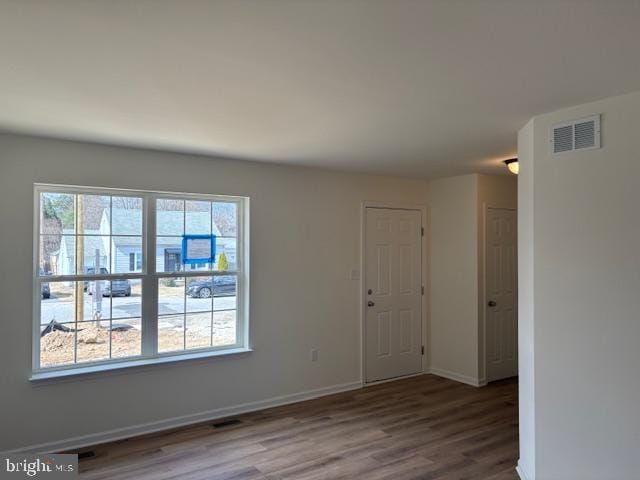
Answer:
[421, 227, 424, 237]
[421, 346, 425, 355]
[421, 286, 424, 295]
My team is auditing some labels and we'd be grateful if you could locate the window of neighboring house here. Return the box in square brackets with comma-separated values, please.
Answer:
[35, 185, 248, 375]
[129, 252, 143, 272]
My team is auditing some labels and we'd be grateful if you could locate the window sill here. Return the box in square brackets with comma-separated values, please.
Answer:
[30, 347, 253, 383]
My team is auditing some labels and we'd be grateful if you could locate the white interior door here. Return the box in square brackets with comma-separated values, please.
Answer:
[485, 208, 518, 382]
[365, 207, 422, 383]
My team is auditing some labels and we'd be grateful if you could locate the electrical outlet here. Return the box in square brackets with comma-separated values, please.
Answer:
[310, 349, 318, 362]
[350, 269, 360, 280]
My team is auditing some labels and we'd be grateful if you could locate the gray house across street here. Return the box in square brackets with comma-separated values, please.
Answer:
[58, 209, 236, 275]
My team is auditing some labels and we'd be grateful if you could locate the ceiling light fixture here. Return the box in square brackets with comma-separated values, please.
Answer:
[503, 158, 519, 175]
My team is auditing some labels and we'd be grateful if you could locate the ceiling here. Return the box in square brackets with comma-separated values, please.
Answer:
[1, 1, 639, 178]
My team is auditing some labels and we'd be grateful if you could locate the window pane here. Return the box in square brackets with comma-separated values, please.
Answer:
[40, 192, 75, 234]
[76, 320, 110, 363]
[215, 238, 237, 271]
[40, 280, 144, 366]
[156, 237, 183, 272]
[213, 310, 236, 347]
[212, 202, 237, 237]
[186, 312, 212, 350]
[212, 273, 236, 347]
[186, 200, 211, 235]
[77, 235, 110, 275]
[40, 327, 75, 367]
[158, 277, 184, 315]
[111, 318, 141, 359]
[83, 281, 112, 321]
[157, 199, 184, 236]
[112, 196, 143, 235]
[78, 194, 110, 235]
[112, 279, 141, 319]
[112, 237, 142, 273]
[38, 282, 83, 367]
[186, 276, 214, 311]
[41, 281, 76, 325]
[213, 275, 237, 311]
[158, 314, 185, 353]
[41, 234, 74, 276]
[186, 261, 213, 272]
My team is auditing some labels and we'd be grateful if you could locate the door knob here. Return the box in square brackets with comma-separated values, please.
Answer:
[488, 300, 497, 307]
[367, 301, 375, 307]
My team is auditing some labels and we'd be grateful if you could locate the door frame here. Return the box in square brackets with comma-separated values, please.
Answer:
[360, 201, 429, 386]
[481, 205, 518, 385]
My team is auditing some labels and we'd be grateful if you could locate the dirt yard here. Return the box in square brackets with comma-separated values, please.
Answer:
[40, 311, 236, 367]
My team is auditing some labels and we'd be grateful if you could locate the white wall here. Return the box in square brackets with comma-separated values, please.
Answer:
[517, 118, 535, 480]
[429, 174, 479, 383]
[429, 173, 517, 386]
[518, 91, 640, 479]
[0, 133, 430, 451]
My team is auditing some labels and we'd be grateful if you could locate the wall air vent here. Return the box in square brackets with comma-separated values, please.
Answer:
[551, 114, 600, 154]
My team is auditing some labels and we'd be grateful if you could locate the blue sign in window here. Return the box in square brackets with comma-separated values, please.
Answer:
[182, 235, 216, 265]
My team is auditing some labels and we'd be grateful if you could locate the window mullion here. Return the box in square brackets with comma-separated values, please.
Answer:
[141, 195, 158, 357]
[237, 198, 248, 348]
[33, 187, 41, 370]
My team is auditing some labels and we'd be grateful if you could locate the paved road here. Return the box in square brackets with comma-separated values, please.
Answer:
[41, 292, 236, 327]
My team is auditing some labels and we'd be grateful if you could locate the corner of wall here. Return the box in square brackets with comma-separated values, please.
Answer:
[517, 116, 536, 480]
[427, 173, 481, 385]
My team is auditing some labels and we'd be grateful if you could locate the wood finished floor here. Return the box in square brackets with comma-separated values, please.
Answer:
[76, 374, 519, 480]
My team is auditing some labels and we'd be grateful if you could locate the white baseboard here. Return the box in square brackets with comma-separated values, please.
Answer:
[363, 371, 425, 386]
[9, 380, 363, 454]
[516, 460, 533, 480]
[428, 367, 485, 387]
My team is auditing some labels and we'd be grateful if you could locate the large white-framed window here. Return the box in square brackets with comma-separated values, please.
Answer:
[33, 184, 249, 375]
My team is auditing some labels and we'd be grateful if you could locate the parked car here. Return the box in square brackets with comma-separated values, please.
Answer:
[102, 279, 132, 297]
[86, 268, 132, 297]
[88, 279, 132, 297]
[187, 276, 236, 298]
[84, 267, 109, 291]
